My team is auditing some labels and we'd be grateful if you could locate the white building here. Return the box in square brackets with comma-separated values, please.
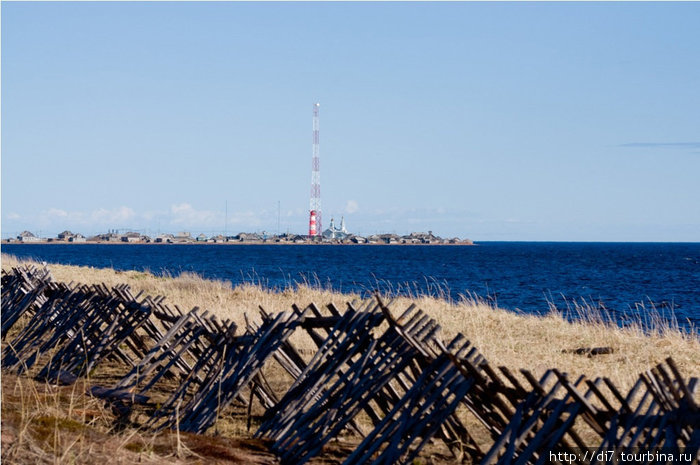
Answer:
[322, 217, 349, 240]
[18, 231, 42, 242]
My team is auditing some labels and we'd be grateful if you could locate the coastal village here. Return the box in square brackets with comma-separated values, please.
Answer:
[4, 219, 473, 245]
[1, 106, 479, 248]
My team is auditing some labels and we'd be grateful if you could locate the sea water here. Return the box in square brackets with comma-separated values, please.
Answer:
[3, 242, 698, 333]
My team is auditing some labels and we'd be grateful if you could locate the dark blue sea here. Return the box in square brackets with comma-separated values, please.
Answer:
[3, 242, 699, 334]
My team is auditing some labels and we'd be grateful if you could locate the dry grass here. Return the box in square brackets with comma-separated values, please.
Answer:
[3, 253, 697, 390]
[2, 252, 699, 462]
[1, 254, 354, 329]
[0, 373, 278, 464]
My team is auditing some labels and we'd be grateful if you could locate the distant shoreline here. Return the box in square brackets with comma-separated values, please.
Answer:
[6, 230, 473, 246]
[2, 240, 475, 246]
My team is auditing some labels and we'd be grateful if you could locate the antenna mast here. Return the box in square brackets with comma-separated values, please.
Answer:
[309, 103, 322, 236]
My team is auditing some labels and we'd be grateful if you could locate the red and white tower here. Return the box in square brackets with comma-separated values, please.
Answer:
[309, 103, 322, 236]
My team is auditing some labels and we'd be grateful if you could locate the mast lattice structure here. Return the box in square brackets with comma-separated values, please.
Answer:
[309, 103, 322, 236]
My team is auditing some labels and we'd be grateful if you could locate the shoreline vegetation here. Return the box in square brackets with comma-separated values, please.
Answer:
[2, 253, 698, 463]
[2, 253, 698, 387]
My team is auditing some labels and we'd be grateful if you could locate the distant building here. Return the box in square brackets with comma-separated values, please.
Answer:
[69, 234, 86, 243]
[322, 217, 349, 240]
[402, 232, 439, 244]
[58, 230, 76, 241]
[172, 232, 194, 243]
[273, 233, 292, 243]
[121, 232, 142, 243]
[378, 233, 401, 244]
[18, 231, 41, 243]
[104, 233, 122, 242]
[350, 235, 367, 244]
[292, 235, 307, 244]
[401, 236, 421, 244]
[235, 232, 262, 242]
[155, 234, 174, 243]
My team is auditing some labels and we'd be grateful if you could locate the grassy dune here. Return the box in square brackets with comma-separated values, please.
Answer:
[2, 253, 699, 463]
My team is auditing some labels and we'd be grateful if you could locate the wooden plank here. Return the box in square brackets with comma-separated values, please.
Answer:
[270, 328, 430, 463]
[585, 378, 616, 413]
[665, 357, 699, 412]
[553, 370, 606, 436]
[89, 386, 150, 405]
[355, 348, 474, 465]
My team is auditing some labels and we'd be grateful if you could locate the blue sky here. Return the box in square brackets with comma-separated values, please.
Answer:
[2, 2, 699, 241]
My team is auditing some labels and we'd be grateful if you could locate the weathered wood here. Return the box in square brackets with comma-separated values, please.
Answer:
[89, 386, 150, 405]
[37, 285, 154, 383]
[270, 326, 423, 463]
[665, 357, 699, 412]
[562, 346, 615, 356]
[1, 266, 52, 338]
[155, 309, 305, 434]
[342, 340, 476, 465]
[3, 282, 91, 372]
[258, 305, 382, 441]
[3, 268, 699, 465]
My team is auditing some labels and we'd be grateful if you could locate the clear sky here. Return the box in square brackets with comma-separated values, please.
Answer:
[2, 1, 699, 241]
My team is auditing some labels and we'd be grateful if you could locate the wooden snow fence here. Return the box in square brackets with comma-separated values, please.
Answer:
[106, 303, 240, 425]
[256, 298, 475, 464]
[2, 279, 99, 376]
[1, 264, 52, 339]
[0, 266, 293, 434]
[1, 265, 698, 465]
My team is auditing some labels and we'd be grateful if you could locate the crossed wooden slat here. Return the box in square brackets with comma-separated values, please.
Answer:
[1, 266, 699, 465]
[1, 265, 52, 339]
[342, 335, 477, 465]
[161, 308, 307, 433]
[257, 298, 475, 464]
[3, 281, 92, 373]
[38, 285, 153, 383]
